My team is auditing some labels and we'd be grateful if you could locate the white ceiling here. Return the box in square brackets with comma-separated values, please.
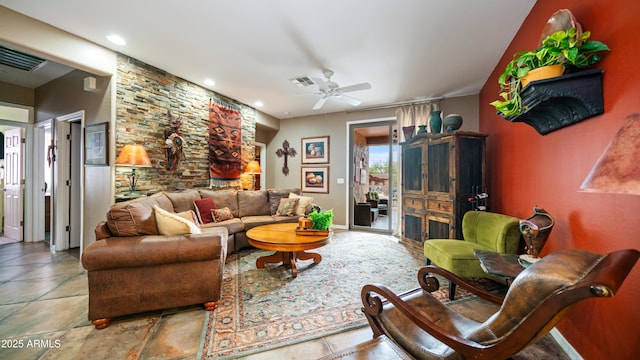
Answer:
[0, 0, 535, 119]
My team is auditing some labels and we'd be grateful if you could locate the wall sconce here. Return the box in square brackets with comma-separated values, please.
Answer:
[245, 160, 262, 191]
[115, 144, 151, 196]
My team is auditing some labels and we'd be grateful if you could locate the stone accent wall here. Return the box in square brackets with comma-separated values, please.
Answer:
[115, 55, 256, 194]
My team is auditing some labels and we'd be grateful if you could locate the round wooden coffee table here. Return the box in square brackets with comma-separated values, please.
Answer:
[246, 223, 331, 278]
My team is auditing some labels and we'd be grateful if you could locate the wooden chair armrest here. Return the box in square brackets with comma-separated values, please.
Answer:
[418, 265, 505, 304]
[361, 283, 489, 357]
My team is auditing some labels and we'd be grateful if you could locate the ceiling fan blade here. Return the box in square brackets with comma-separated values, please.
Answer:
[313, 97, 327, 110]
[337, 82, 371, 93]
[337, 94, 362, 107]
[311, 77, 329, 92]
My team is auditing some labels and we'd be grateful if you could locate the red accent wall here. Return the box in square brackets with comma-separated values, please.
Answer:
[479, 1, 640, 358]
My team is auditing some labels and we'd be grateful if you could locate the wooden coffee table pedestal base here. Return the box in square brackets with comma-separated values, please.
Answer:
[256, 251, 322, 278]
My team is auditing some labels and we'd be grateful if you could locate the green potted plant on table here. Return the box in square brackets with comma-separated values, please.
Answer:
[490, 27, 609, 118]
[307, 209, 333, 231]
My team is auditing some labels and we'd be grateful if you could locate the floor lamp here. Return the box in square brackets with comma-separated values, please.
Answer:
[115, 144, 152, 196]
[245, 160, 262, 191]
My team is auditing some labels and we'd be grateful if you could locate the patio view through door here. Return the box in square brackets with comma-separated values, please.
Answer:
[349, 120, 397, 234]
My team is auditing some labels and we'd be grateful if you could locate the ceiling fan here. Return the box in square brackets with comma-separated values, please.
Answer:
[310, 69, 372, 110]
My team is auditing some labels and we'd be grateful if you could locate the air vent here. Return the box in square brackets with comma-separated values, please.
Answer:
[289, 76, 315, 87]
[0, 45, 48, 72]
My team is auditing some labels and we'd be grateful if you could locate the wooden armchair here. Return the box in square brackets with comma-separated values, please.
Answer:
[359, 248, 639, 360]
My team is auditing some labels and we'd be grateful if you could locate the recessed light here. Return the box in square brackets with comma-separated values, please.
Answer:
[204, 79, 215, 87]
[254, 101, 264, 108]
[106, 34, 126, 46]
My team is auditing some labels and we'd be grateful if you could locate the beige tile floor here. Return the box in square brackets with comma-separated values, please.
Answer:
[0, 236, 569, 360]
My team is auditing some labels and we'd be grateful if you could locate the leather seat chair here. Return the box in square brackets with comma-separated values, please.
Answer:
[350, 248, 639, 360]
[424, 211, 521, 300]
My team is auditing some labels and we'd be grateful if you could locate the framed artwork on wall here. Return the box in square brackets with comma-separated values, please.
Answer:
[301, 166, 329, 193]
[301, 136, 329, 164]
[85, 122, 109, 165]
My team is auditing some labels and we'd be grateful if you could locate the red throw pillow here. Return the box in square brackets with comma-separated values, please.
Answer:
[194, 198, 217, 224]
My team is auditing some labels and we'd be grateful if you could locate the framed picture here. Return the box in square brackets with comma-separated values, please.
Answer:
[301, 166, 329, 193]
[301, 136, 329, 164]
[85, 122, 109, 165]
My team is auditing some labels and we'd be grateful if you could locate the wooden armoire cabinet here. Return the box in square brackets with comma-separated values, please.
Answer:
[401, 131, 487, 252]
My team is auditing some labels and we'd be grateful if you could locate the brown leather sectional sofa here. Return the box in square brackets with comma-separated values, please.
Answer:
[82, 187, 311, 329]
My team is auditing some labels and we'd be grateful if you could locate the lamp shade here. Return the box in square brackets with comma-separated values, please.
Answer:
[115, 144, 152, 167]
[245, 160, 262, 174]
[580, 113, 640, 195]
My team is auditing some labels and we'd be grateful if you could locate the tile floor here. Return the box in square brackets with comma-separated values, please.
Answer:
[0, 236, 570, 360]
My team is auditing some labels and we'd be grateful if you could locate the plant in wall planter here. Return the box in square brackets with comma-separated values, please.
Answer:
[490, 27, 609, 118]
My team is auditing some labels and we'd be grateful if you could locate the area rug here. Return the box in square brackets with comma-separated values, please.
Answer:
[198, 231, 467, 359]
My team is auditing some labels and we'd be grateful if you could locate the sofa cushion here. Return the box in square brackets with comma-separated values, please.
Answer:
[276, 197, 299, 216]
[242, 215, 280, 231]
[238, 190, 270, 217]
[288, 193, 314, 216]
[200, 217, 244, 234]
[267, 188, 302, 215]
[165, 190, 201, 213]
[200, 189, 239, 217]
[194, 197, 217, 224]
[273, 215, 302, 224]
[106, 193, 173, 236]
[176, 210, 199, 224]
[154, 205, 201, 236]
[212, 207, 234, 222]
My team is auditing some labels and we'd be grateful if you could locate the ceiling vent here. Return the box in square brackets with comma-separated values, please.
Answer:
[0, 45, 48, 72]
[289, 76, 315, 87]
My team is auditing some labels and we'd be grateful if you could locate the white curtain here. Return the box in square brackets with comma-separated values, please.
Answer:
[393, 101, 439, 237]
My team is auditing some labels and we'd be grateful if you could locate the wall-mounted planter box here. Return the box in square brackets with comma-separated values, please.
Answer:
[502, 69, 604, 135]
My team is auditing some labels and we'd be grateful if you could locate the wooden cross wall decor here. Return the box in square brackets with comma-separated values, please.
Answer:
[275, 140, 297, 175]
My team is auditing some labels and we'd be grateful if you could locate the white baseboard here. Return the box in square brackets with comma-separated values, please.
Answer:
[550, 328, 583, 360]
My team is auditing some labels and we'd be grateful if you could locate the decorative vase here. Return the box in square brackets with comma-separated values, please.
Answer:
[417, 125, 427, 134]
[443, 114, 463, 132]
[521, 64, 564, 87]
[402, 125, 415, 142]
[429, 110, 442, 134]
[519, 207, 554, 258]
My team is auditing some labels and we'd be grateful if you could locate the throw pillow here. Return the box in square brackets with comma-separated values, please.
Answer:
[211, 207, 234, 222]
[194, 197, 217, 224]
[289, 193, 314, 216]
[153, 205, 201, 236]
[275, 197, 299, 216]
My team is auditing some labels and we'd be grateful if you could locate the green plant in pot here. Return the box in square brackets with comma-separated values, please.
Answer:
[307, 209, 333, 230]
[490, 27, 609, 118]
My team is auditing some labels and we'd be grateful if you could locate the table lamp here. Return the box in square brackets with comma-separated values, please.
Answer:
[115, 144, 152, 196]
[245, 160, 262, 190]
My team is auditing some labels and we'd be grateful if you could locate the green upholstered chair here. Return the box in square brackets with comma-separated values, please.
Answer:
[424, 211, 521, 300]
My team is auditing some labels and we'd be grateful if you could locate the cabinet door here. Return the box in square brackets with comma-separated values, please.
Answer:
[426, 213, 452, 239]
[403, 212, 425, 246]
[402, 143, 424, 194]
[427, 141, 451, 194]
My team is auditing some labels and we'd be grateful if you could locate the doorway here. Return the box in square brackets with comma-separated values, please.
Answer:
[348, 119, 397, 234]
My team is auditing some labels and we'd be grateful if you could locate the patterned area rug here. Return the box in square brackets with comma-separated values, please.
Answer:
[198, 231, 465, 359]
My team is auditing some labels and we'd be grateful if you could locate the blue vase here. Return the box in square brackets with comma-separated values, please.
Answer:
[429, 110, 442, 134]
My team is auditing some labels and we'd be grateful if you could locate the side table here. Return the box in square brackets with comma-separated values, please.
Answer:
[474, 249, 525, 286]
